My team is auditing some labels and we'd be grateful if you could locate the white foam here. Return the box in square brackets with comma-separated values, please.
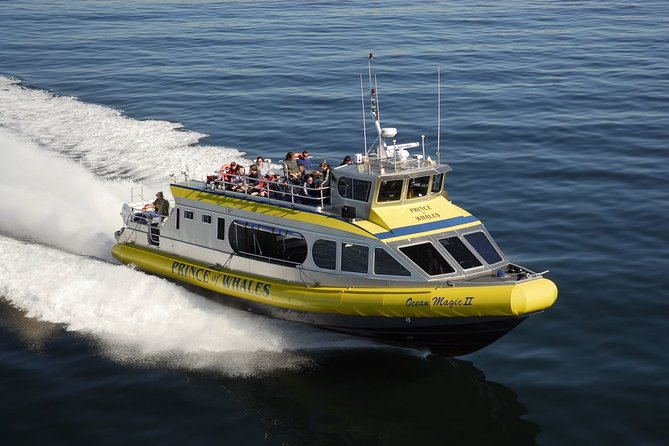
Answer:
[0, 130, 130, 259]
[0, 76, 247, 185]
[0, 236, 329, 374]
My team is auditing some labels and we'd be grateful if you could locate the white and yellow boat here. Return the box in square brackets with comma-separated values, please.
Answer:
[112, 56, 557, 355]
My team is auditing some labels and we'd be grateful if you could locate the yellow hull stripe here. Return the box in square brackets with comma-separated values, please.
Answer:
[112, 243, 558, 318]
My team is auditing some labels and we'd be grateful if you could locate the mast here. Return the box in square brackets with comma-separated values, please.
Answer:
[368, 53, 386, 160]
[360, 74, 368, 155]
[437, 65, 441, 164]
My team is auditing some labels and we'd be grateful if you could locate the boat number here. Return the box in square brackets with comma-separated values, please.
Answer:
[222, 207, 232, 214]
[406, 317, 411, 323]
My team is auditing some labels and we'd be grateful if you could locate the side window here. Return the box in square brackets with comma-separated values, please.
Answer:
[202, 214, 212, 224]
[184, 210, 194, 220]
[400, 242, 454, 276]
[337, 177, 371, 202]
[439, 236, 482, 269]
[431, 174, 444, 194]
[378, 180, 403, 202]
[229, 221, 307, 266]
[464, 231, 502, 264]
[176, 209, 180, 230]
[337, 177, 351, 199]
[353, 179, 371, 201]
[407, 176, 430, 199]
[313, 239, 336, 270]
[374, 248, 411, 276]
[217, 218, 225, 240]
[341, 243, 369, 273]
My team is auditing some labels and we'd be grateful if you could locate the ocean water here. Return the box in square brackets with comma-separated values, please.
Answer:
[1, 1, 668, 444]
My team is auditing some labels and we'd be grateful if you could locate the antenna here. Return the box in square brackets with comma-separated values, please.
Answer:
[367, 53, 386, 160]
[421, 134, 426, 161]
[437, 65, 441, 164]
[360, 74, 368, 154]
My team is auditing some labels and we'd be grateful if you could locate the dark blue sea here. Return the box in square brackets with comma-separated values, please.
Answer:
[1, 1, 668, 444]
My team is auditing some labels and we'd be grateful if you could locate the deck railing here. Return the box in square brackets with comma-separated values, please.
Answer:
[204, 175, 331, 209]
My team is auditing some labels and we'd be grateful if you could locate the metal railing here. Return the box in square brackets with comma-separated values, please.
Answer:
[205, 175, 331, 209]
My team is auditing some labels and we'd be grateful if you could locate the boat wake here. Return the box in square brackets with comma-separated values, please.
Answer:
[0, 76, 251, 184]
[0, 79, 381, 376]
[0, 130, 129, 260]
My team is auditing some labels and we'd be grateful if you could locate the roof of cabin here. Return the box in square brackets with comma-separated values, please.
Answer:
[333, 159, 452, 181]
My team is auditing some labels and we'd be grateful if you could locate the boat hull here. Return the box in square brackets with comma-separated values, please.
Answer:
[112, 243, 555, 355]
[186, 283, 527, 355]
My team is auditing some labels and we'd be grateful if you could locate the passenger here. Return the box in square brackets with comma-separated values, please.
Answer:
[268, 172, 288, 200]
[340, 155, 352, 166]
[303, 174, 322, 206]
[247, 163, 261, 186]
[230, 165, 249, 193]
[285, 163, 306, 202]
[283, 151, 299, 178]
[250, 175, 270, 197]
[218, 161, 237, 188]
[297, 150, 313, 171]
[254, 156, 270, 176]
[294, 164, 308, 183]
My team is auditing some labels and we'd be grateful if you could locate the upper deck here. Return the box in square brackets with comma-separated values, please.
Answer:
[170, 154, 479, 245]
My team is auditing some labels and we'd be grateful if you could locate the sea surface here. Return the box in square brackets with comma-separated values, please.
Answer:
[1, 1, 668, 445]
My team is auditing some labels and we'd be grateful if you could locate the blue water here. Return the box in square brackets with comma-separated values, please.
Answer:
[1, 1, 668, 444]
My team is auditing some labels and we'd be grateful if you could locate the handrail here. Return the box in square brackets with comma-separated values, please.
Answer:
[205, 175, 331, 209]
[124, 202, 168, 226]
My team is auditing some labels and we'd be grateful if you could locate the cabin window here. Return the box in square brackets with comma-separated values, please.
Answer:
[184, 210, 194, 220]
[229, 221, 307, 266]
[439, 236, 482, 270]
[312, 239, 336, 270]
[374, 248, 411, 276]
[341, 243, 369, 273]
[464, 231, 502, 264]
[217, 218, 225, 240]
[337, 177, 371, 202]
[377, 179, 403, 202]
[406, 176, 430, 199]
[400, 242, 454, 276]
[431, 174, 444, 194]
[202, 214, 212, 224]
[176, 209, 180, 230]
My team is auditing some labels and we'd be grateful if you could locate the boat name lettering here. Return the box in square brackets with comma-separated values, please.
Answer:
[171, 261, 211, 283]
[432, 296, 474, 308]
[408, 205, 440, 222]
[222, 274, 271, 297]
[405, 297, 429, 307]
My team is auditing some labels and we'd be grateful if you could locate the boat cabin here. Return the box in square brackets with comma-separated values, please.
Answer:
[330, 156, 452, 222]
